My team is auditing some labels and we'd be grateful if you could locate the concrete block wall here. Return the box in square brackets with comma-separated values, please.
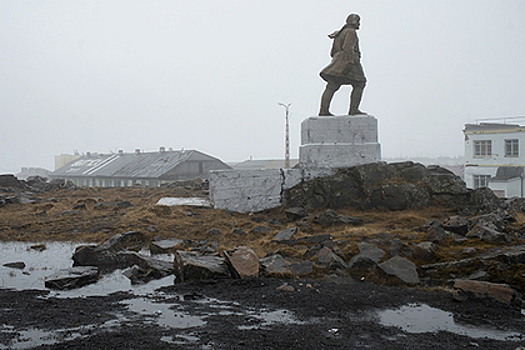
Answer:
[210, 168, 335, 213]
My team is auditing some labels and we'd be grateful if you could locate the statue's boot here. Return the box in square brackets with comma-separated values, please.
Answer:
[348, 85, 367, 115]
[319, 87, 335, 116]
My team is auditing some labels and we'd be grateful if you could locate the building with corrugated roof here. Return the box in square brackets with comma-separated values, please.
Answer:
[49, 148, 231, 188]
[464, 123, 525, 197]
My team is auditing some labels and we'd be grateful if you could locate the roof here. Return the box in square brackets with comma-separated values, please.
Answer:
[233, 159, 300, 170]
[464, 123, 525, 135]
[490, 166, 524, 181]
[51, 150, 228, 179]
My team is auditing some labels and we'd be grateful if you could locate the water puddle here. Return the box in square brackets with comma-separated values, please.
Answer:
[0, 241, 175, 296]
[238, 309, 308, 330]
[123, 298, 207, 328]
[378, 304, 523, 341]
[0, 320, 119, 350]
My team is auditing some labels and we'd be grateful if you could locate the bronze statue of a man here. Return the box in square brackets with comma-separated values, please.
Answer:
[319, 14, 367, 116]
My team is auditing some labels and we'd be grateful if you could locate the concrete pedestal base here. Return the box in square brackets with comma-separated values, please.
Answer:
[299, 114, 381, 168]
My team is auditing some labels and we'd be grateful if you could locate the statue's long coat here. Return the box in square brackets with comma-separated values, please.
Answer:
[320, 27, 366, 84]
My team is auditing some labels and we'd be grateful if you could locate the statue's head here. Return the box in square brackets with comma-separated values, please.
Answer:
[346, 14, 360, 29]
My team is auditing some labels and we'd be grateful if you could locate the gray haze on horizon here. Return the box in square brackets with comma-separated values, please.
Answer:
[1, 0, 525, 173]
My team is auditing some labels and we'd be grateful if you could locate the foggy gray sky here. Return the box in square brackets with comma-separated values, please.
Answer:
[1, 1, 525, 173]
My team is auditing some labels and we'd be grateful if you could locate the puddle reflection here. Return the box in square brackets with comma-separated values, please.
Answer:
[378, 303, 523, 341]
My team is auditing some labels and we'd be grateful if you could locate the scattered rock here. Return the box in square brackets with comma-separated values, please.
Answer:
[285, 207, 307, 221]
[378, 256, 420, 285]
[465, 225, 513, 243]
[271, 227, 298, 242]
[174, 251, 231, 282]
[317, 247, 347, 270]
[250, 226, 271, 234]
[314, 209, 363, 226]
[259, 254, 289, 274]
[150, 238, 185, 255]
[30, 244, 46, 251]
[276, 283, 295, 292]
[224, 246, 259, 279]
[443, 216, 471, 236]
[413, 241, 438, 261]
[297, 234, 333, 245]
[44, 266, 100, 290]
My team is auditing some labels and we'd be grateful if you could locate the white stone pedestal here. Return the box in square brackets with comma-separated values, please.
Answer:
[299, 114, 381, 168]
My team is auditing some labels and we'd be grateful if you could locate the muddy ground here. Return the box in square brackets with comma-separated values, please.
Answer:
[1, 277, 524, 349]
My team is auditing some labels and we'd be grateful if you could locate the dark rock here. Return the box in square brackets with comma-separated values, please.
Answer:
[208, 229, 222, 236]
[413, 241, 438, 261]
[317, 247, 347, 270]
[365, 183, 430, 210]
[465, 225, 513, 243]
[443, 216, 471, 235]
[285, 207, 308, 221]
[224, 246, 259, 278]
[314, 209, 364, 226]
[0, 174, 24, 188]
[72, 203, 87, 210]
[378, 256, 420, 284]
[348, 242, 385, 269]
[297, 234, 333, 244]
[288, 261, 314, 276]
[250, 226, 271, 234]
[150, 239, 185, 255]
[389, 238, 413, 258]
[3, 261, 26, 269]
[425, 226, 452, 243]
[121, 254, 173, 284]
[259, 254, 289, 274]
[233, 228, 245, 236]
[271, 227, 298, 242]
[304, 244, 323, 259]
[44, 266, 100, 290]
[174, 251, 231, 282]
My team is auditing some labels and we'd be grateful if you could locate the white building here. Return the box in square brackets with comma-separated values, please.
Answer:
[464, 123, 525, 198]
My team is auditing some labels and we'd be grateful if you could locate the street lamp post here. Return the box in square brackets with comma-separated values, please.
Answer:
[278, 102, 291, 169]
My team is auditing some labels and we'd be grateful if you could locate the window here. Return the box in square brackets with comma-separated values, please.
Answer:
[474, 140, 492, 156]
[473, 175, 491, 189]
[505, 139, 519, 157]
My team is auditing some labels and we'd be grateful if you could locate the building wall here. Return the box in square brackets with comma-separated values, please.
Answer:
[489, 178, 523, 198]
[464, 128, 525, 190]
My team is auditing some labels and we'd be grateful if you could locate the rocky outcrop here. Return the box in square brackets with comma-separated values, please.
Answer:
[284, 161, 513, 214]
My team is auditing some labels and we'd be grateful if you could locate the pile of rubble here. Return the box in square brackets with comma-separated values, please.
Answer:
[0, 174, 76, 207]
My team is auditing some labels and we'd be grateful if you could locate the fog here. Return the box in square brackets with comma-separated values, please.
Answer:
[1, 0, 525, 173]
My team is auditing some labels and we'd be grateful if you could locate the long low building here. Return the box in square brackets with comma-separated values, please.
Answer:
[50, 148, 231, 188]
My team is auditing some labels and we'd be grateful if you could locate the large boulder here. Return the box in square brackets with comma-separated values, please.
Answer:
[174, 251, 231, 282]
[45, 266, 100, 290]
[72, 231, 146, 269]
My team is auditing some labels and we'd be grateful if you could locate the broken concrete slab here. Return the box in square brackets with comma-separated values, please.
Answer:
[44, 266, 100, 290]
[156, 197, 211, 207]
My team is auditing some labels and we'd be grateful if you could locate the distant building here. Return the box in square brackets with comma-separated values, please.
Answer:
[464, 123, 525, 197]
[232, 159, 300, 170]
[16, 167, 52, 180]
[50, 148, 231, 188]
[55, 154, 81, 170]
